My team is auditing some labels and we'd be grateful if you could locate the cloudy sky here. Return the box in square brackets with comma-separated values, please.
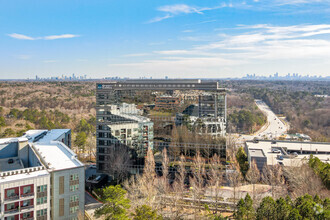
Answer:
[1, 0, 330, 79]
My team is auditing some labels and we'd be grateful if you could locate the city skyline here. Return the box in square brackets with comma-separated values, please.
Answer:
[1, 0, 330, 79]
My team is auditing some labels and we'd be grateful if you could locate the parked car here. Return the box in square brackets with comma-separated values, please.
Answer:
[272, 149, 281, 154]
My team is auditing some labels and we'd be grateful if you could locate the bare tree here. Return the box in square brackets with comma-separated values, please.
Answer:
[190, 152, 207, 219]
[226, 154, 243, 206]
[261, 164, 286, 199]
[245, 159, 261, 201]
[107, 144, 132, 184]
[283, 163, 330, 199]
[208, 153, 223, 214]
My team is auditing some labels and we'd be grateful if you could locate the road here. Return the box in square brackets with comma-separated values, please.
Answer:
[236, 100, 288, 143]
[85, 191, 103, 219]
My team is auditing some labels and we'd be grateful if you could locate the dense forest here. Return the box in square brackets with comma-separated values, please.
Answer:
[0, 81, 96, 160]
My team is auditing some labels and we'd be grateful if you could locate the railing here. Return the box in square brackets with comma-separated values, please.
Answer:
[36, 216, 47, 220]
[20, 192, 34, 198]
[4, 207, 19, 214]
[21, 204, 34, 210]
[5, 195, 19, 201]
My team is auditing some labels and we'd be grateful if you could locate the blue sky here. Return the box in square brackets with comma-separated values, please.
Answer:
[1, 0, 330, 79]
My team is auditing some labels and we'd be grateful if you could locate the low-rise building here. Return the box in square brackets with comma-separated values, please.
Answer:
[0, 129, 84, 220]
[245, 140, 330, 171]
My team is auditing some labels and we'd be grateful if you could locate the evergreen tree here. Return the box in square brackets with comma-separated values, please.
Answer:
[74, 131, 87, 149]
[256, 197, 276, 220]
[295, 195, 316, 220]
[94, 185, 130, 220]
[244, 193, 255, 220]
[276, 197, 291, 220]
[132, 205, 163, 220]
[234, 198, 246, 220]
[288, 208, 302, 220]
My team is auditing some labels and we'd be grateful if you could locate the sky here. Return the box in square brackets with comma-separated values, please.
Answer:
[1, 0, 330, 79]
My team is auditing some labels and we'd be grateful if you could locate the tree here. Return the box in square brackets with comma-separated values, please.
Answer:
[261, 164, 286, 199]
[190, 152, 207, 218]
[288, 208, 302, 220]
[227, 154, 243, 206]
[209, 154, 223, 214]
[95, 185, 131, 220]
[108, 144, 133, 184]
[234, 198, 247, 219]
[132, 205, 163, 220]
[74, 131, 87, 149]
[276, 197, 291, 220]
[235, 194, 255, 220]
[245, 159, 260, 201]
[236, 147, 249, 176]
[0, 116, 5, 127]
[256, 196, 276, 220]
[244, 194, 255, 220]
[295, 194, 316, 220]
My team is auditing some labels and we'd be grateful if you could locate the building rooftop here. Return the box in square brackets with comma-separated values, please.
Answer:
[22, 129, 48, 142]
[0, 129, 81, 176]
[33, 142, 83, 171]
[0, 157, 23, 172]
[246, 140, 330, 167]
[35, 129, 70, 144]
[249, 149, 265, 157]
[0, 168, 49, 184]
[0, 137, 28, 145]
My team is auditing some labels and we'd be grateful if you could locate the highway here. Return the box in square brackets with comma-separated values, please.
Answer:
[236, 100, 288, 143]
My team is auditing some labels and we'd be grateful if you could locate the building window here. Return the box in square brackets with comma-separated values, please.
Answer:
[70, 184, 79, 192]
[37, 196, 47, 205]
[37, 209, 47, 217]
[37, 185, 47, 193]
[22, 186, 32, 194]
[6, 189, 17, 198]
[22, 212, 32, 218]
[70, 195, 79, 203]
[6, 202, 16, 210]
[21, 199, 32, 207]
[5, 216, 15, 220]
[70, 174, 79, 181]
[115, 130, 120, 136]
[70, 206, 79, 214]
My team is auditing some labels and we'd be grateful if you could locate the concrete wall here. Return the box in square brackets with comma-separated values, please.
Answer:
[0, 142, 18, 159]
[51, 167, 85, 220]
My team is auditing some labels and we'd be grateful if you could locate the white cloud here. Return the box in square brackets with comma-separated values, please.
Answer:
[43, 34, 79, 40]
[158, 4, 204, 15]
[109, 24, 330, 76]
[149, 3, 227, 23]
[7, 33, 79, 40]
[8, 33, 35, 40]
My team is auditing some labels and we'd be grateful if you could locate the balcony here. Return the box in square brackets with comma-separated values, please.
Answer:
[20, 192, 34, 198]
[21, 204, 34, 211]
[5, 194, 19, 201]
[4, 207, 19, 214]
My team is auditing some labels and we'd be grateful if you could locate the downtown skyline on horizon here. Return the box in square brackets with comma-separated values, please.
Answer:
[1, 0, 330, 79]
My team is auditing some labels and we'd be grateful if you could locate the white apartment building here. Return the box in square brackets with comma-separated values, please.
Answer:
[0, 129, 84, 220]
